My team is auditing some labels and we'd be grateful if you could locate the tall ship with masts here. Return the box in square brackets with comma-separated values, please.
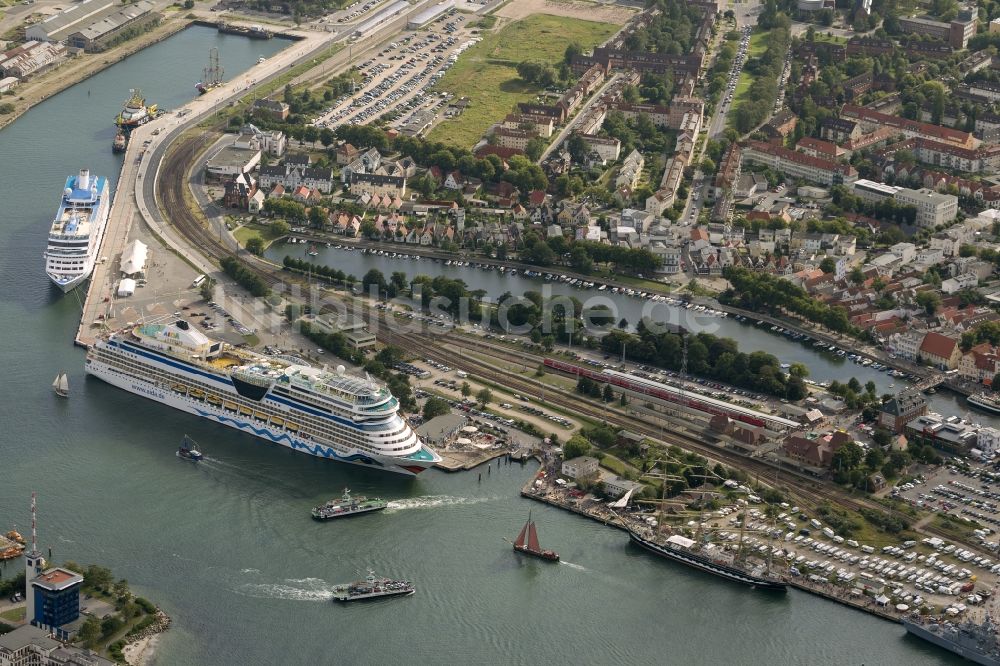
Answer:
[625, 463, 787, 591]
[196, 48, 225, 96]
[85, 320, 441, 475]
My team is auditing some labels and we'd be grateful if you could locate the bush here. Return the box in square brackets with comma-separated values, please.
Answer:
[0, 103, 14, 115]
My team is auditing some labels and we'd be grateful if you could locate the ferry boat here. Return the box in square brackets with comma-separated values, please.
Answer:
[312, 487, 387, 520]
[628, 528, 787, 591]
[177, 434, 204, 461]
[44, 169, 110, 292]
[85, 320, 441, 475]
[331, 570, 414, 602]
[116, 89, 157, 133]
[902, 616, 1000, 665]
[968, 392, 1000, 417]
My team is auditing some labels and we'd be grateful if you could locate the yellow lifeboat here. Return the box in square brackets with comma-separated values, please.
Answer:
[239, 405, 253, 416]
[270, 416, 285, 427]
[6, 530, 25, 545]
[223, 400, 238, 412]
[286, 422, 299, 433]
[207, 395, 223, 406]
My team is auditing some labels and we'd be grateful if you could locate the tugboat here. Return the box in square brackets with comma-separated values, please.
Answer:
[112, 132, 127, 153]
[312, 488, 387, 520]
[512, 511, 559, 561]
[177, 435, 204, 461]
[196, 47, 225, 96]
[116, 89, 158, 135]
[331, 570, 414, 602]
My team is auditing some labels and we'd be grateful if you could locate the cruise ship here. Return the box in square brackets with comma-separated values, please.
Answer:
[44, 169, 110, 292]
[968, 392, 1000, 417]
[85, 321, 441, 475]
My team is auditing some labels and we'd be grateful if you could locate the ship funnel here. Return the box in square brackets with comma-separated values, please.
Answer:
[78, 169, 90, 190]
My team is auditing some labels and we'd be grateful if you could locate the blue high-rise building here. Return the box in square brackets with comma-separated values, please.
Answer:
[31, 567, 83, 636]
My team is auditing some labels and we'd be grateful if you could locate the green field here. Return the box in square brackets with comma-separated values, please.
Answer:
[748, 30, 767, 57]
[426, 14, 618, 148]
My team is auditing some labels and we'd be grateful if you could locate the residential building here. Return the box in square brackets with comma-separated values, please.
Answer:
[615, 149, 644, 189]
[796, 136, 845, 160]
[742, 140, 858, 186]
[571, 47, 702, 78]
[347, 172, 407, 198]
[493, 127, 537, 151]
[252, 98, 290, 122]
[257, 157, 334, 194]
[919, 331, 961, 369]
[959, 343, 1000, 383]
[578, 134, 621, 163]
[0, 76, 16, 93]
[311, 314, 376, 350]
[840, 104, 977, 148]
[235, 124, 285, 157]
[942, 272, 979, 294]
[500, 113, 554, 138]
[879, 392, 928, 433]
[821, 117, 861, 143]
[561, 456, 599, 479]
[894, 187, 958, 228]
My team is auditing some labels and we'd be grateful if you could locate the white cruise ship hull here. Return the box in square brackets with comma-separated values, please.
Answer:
[85, 353, 438, 476]
[47, 267, 93, 293]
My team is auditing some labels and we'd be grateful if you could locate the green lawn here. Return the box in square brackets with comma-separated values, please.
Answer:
[748, 29, 768, 57]
[0, 608, 24, 623]
[731, 67, 754, 108]
[234, 222, 285, 248]
[426, 14, 618, 148]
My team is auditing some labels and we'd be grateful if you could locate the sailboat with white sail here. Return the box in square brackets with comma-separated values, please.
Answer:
[52, 373, 69, 398]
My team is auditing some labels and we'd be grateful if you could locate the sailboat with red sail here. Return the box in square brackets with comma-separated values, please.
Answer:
[512, 511, 559, 561]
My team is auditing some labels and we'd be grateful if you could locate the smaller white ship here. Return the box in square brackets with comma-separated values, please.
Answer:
[52, 373, 69, 397]
[44, 169, 110, 292]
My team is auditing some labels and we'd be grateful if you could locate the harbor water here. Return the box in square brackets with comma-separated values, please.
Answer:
[0, 25, 976, 664]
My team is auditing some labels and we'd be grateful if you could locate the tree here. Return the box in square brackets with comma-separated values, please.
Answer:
[819, 257, 836, 274]
[422, 396, 450, 420]
[272, 220, 290, 236]
[461, 381, 471, 397]
[199, 277, 216, 302]
[915, 290, 941, 315]
[476, 388, 492, 407]
[832, 441, 864, 475]
[245, 235, 265, 256]
[525, 136, 547, 162]
[112, 579, 131, 601]
[602, 384, 614, 402]
[563, 434, 591, 460]
[77, 616, 101, 646]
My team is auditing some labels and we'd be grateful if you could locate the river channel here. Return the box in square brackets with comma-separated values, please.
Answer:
[0, 25, 975, 665]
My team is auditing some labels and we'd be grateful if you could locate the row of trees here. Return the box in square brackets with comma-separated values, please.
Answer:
[720, 267, 855, 334]
[829, 186, 918, 226]
[598, 325, 807, 399]
[220, 256, 270, 298]
[730, 24, 791, 134]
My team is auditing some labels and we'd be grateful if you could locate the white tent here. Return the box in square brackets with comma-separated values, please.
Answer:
[117, 278, 136, 297]
[121, 239, 148, 276]
[874, 594, 890, 606]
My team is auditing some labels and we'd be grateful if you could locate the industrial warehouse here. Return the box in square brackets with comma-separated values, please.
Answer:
[26, 0, 158, 52]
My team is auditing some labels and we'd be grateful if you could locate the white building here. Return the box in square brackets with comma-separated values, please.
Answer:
[941, 272, 979, 294]
[895, 187, 959, 228]
[561, 456, 599, 479]
[978, 427, 1000, 458]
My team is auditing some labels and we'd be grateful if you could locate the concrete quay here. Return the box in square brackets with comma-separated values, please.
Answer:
[73, 28, 335, 348]
[75, 0, 442, 348]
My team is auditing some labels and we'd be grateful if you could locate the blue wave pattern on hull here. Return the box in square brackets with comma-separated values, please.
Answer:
[195, 409, 383, 466]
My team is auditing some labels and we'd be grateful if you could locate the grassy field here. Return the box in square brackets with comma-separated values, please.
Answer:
[748, 30, 768, 57]
[0, 608, 24, 623]
[426, 14, 618, 148]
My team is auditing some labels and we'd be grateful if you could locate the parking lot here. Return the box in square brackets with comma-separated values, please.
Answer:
[896, 462, 1000, 539]
[692, 497, 1000, 614]
[313, 13, 479, 129]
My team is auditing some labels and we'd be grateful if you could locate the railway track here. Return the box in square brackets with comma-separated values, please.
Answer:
[156, 122, 987, 556]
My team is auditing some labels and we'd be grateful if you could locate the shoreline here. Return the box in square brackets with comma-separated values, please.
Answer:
[121, 609, 171, 666]
[0, 16, 191, 132]
[519, 470, 915, 626]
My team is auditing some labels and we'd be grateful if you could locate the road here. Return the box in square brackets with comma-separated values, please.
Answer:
[537, 73, 622, 164]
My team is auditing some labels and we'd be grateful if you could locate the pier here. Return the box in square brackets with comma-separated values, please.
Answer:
[73, 28, 332, 348]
